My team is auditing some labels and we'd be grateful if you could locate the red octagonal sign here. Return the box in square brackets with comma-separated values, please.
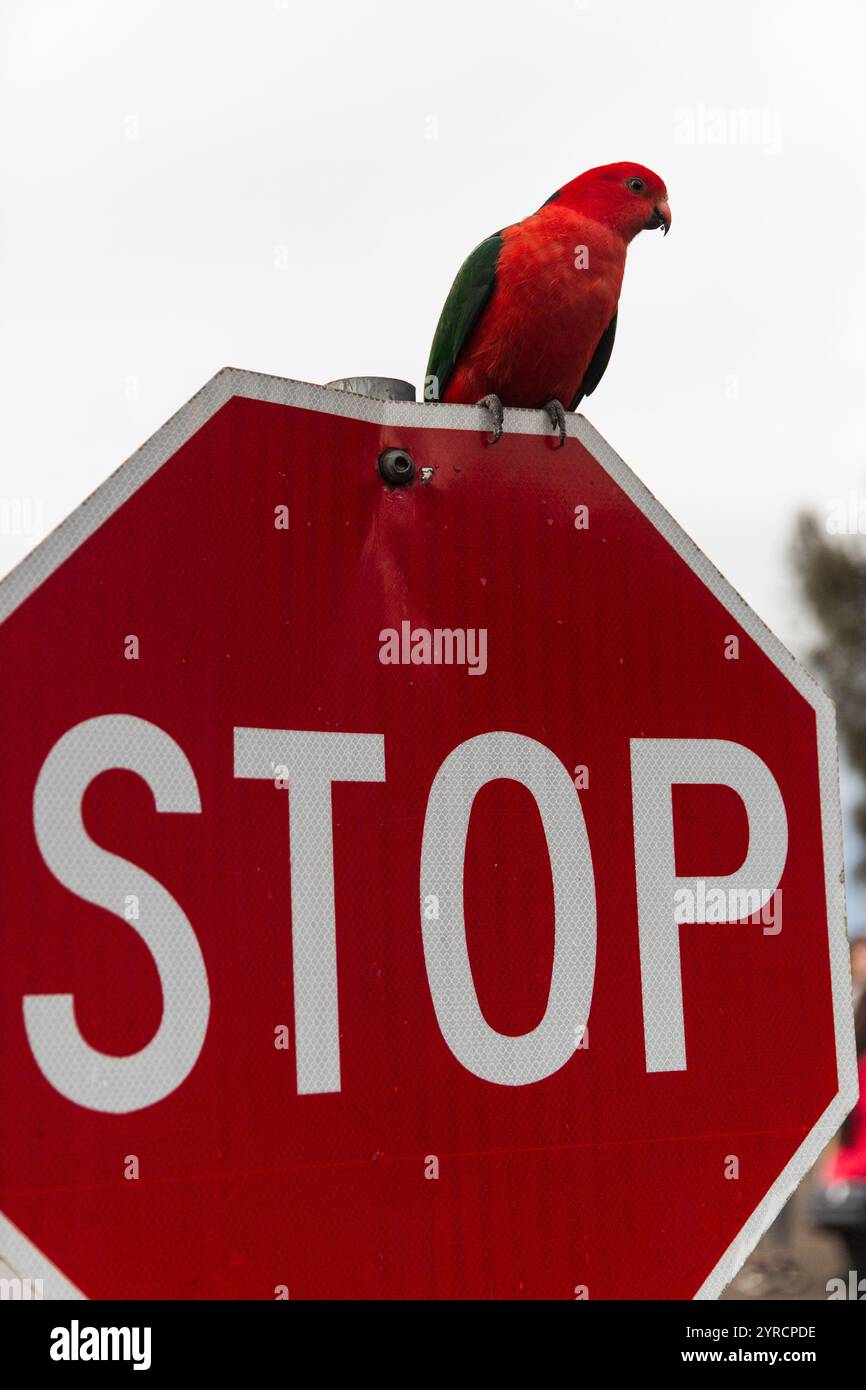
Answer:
[0, 372, 856, 1300]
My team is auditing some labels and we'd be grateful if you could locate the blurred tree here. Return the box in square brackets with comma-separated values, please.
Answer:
[793, 515, 866, 881]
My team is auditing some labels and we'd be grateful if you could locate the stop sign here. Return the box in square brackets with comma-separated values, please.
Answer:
[0, 370, 856, 1300]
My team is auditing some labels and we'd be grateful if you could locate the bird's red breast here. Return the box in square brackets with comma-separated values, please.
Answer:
[443, 205, 626, 409]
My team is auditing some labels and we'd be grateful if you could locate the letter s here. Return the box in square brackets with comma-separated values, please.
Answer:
[25, 716, 209, 1113]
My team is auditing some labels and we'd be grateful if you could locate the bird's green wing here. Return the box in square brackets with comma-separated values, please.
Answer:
[570, 312, 618, 410]
[425, 233, 503, 400]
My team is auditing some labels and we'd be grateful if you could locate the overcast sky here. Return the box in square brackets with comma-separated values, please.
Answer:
[1, 0, 864, 924]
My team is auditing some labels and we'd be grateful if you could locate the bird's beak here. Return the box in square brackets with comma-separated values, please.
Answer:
[648, 200, 671, 235]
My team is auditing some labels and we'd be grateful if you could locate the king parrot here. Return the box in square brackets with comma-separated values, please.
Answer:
[425, 161, 671, 444]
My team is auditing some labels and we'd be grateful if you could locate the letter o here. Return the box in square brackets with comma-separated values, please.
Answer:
[420, 732, 597, 1085]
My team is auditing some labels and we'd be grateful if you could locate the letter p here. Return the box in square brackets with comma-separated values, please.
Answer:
[630, 738, 788, 1073]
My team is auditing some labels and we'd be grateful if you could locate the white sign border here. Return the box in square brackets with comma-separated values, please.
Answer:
[0, 368, 856, 1301]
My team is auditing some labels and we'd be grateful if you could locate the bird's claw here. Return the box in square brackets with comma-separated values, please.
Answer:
[544, 399, 568, 448]
[477, 393, 504, 445]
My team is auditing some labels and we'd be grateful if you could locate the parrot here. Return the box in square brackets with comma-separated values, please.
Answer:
[425, 162, 670, 445]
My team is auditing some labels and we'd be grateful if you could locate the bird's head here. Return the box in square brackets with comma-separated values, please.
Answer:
[547, 162, 671, 243]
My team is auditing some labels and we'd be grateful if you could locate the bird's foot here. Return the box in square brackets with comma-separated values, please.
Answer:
[477, 393, 504, 445]
[543, 399, 568, 448]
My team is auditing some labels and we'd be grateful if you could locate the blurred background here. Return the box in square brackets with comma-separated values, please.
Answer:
[1, 0, 864, 1298]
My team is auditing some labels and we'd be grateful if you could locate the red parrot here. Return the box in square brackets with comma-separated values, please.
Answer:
[425, 162, 670, 443]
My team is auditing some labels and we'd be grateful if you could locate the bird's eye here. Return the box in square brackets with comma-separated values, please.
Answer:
[627, 177, 645, 193]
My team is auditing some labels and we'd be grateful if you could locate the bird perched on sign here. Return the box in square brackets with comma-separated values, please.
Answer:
[425, 162, 670, 445]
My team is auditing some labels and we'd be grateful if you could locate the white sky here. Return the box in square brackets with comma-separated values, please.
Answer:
[1, 0, 865, 923]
